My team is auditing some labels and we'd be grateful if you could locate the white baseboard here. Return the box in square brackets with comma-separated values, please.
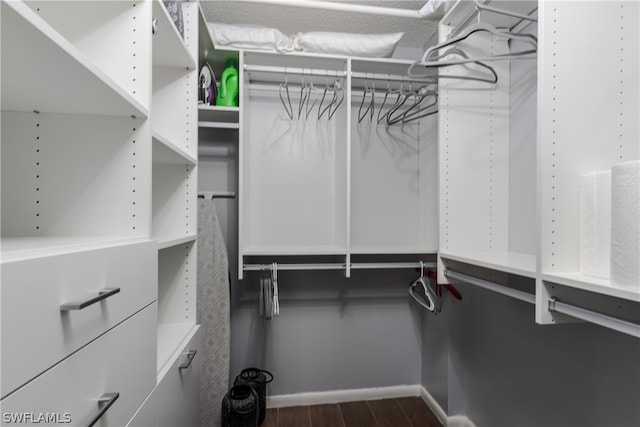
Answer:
[267, 384, 422, 408]
[267, 384, 476, 427]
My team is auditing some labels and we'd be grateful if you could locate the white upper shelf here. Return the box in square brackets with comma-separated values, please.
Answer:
[152, 0, 196, 69]
[1, 1, 148, 118]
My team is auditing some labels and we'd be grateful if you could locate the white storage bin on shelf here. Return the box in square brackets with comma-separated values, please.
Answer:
[537, 1, 640, 320]
[240, 52, 349, 260]
[436, 0, 538, 280]
[350, 58, 438, 255]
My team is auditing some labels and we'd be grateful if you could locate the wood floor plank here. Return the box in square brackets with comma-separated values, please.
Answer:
[368, 399, 412, 427]
[395, 397, 443, 427]
[309, 404, 346, 427]
[262, 408, 278, 427]
[278, 406, 312, 427]
[339, 401, 377, 427]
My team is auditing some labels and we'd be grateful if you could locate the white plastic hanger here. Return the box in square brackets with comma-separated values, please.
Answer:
[409, 261, 436, 312]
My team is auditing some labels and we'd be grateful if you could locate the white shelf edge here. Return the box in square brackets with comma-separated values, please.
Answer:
[156, 235, 197, 250]
[242, 245, 347, 256]
[349, 246, 438, 255]
[541, 272, 640, 303]
[439, 251, 537, 278]
[0, 236, 153, 263]
[198, 121, 240, 129]
[152, 0, 196, 70]
[3, 1, 149, 118]
[156, 323, 200, 381]
[198, 105, 239, 113]
[152, 131, 197, 165]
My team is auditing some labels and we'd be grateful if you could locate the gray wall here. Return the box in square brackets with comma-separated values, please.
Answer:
[420, 285, 640, 427]
[199, 128, 427, 396]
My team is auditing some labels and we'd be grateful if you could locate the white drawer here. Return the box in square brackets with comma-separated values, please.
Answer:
[1, 240, 157, 398]
[0, 302, 157, 427]
[154, 326, 201, 427]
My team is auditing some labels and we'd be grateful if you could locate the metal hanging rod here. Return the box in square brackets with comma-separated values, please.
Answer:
[198, 191, 236, 200]
[224, 0, 431, 19]
[445, 269, 535, 304]
[244, 64, 347, 79]
[548, 298, 640, 339]
[243, 261, 436, 272]
[350, 71, 436, 85]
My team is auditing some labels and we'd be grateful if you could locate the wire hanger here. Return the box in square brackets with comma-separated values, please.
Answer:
[271, 262, 280, 317]
[328, 74, 344, 120]
[409, 261, 436, 313]
[297, 70, 309, 120]
[357, 76, 375, 123]
[377, 77, 402, 124]
[305, 75, 320, 120]
[408, 47, 498, 83]
[399, 86, 438, 124]
[279, 67, 294, 120]
[420, 20, 537, 66]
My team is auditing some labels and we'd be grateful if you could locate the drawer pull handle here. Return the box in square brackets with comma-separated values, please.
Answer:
[179, 350, 197, 371]
[60, 288, 121, 312]
[86, 392, 119, 427]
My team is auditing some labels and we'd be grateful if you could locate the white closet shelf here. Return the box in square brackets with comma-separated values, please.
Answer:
[1, 1, 148, 118]
[156, 235, 197, 250]
[153, 132, 197, 165]
[541, 273, 640, 303]
[157, 323, 200, 380]
[198, 105, 240, 128]
[442, 0, 538, 33]
[440, 251, 537, 278]
[242, 245, 347, 256]
[0, 237, 152, 263]
[152, 0, 196, 69]
[350, 246, 438, 255]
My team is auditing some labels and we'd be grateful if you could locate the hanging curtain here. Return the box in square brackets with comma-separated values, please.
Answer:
[198, 199, 231, 427]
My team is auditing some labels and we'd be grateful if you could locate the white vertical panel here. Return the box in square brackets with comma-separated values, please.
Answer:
[158, 242, 196, 324]
[1, 111, 150, 238]
[439, 34, 511, 254]
[538, 1, 640, 275]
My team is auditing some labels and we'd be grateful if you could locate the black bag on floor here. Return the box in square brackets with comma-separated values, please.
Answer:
[221, 384, 259, 427]
[233, 368, 273, 424]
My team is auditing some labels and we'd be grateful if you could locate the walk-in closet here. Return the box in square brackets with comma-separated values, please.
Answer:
[1, 1, 638, 426]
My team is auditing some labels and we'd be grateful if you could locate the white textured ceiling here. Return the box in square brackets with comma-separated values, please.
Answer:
[199, 0, 439, 53]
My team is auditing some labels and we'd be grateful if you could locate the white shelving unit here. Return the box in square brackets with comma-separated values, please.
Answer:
[150, 0, 199, 375]
[437, 0, 538, 282]
[1, 0, 157, 421]
[350, 58, 438, 256]
[234, 50, 441, 278]
[536, 0, 640, 320]
[435, 0, 639, 337]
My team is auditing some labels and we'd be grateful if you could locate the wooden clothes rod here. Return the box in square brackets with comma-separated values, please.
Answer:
[243, 261, 437, 272]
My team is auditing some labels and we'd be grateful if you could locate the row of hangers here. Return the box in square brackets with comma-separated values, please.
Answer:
[356, 79, 438, 125]
[259, 264, 279, 319]
[279, 70, 344, 121]
[408, 0, 538, 78]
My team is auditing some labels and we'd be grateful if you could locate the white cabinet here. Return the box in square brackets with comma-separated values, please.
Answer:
[1, 0, 201, 422]
[434, 0, 639, 336]
[235, 51, 439, 278]
[1, 240, 157, 399]
[1, 303, 157, 427]
[127, 326, 201, 427]
[150, 0, 200, 377]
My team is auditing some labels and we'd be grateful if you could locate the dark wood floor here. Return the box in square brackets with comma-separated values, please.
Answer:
[262, 397, 443, 427]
